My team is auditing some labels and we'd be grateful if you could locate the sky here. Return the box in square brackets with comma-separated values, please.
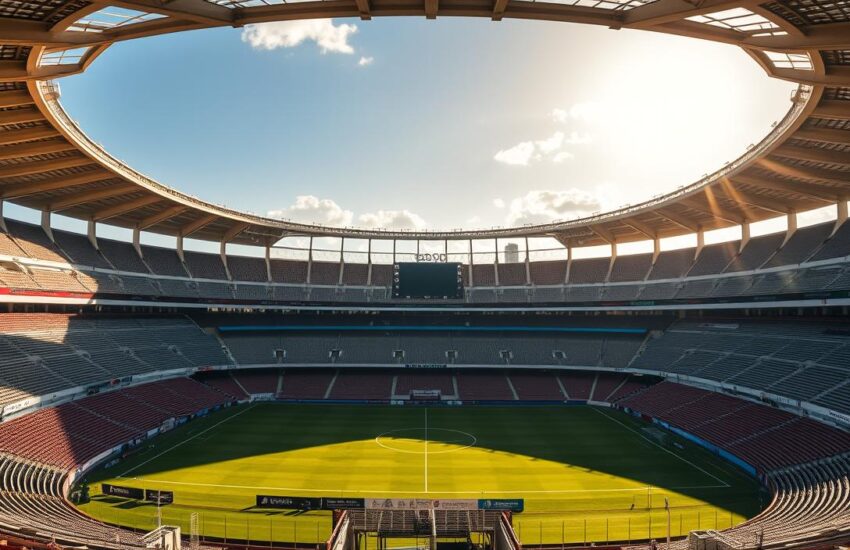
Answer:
[46, 14, 799, 243]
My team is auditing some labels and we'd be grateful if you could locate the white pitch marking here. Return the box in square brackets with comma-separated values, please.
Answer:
[127, 478, 731, 495]
[118, 403, 258, 478]
[374, 428, 477, 454]
[592, 407, 730, 488]
[424, 408, 428, 492]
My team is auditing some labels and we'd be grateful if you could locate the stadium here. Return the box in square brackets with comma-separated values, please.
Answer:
[0, 1, 848, 550]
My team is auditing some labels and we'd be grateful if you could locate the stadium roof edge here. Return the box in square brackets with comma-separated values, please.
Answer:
[0, 0, 846, 247]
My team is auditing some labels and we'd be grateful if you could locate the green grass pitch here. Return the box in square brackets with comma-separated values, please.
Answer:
[75, 403, 764, 546]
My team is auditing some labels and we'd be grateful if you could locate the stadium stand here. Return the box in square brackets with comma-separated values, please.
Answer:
[687, 241, 739, 276]
[618, 381, 850, 471]
[647, 248, 693, 280]
[184, 250, 229, 280]
[228, 254, 269, 282]
[140, 245, 190, 277]
[52, 229, 112, 269]
[529, 260, 567, 285]
[1, 218, 850, 309]
[97, 238, 150, 274]
[608, 253, 652, 282]
[568, 257, 610, 283]
[630, 318, 850, 415]
[0, 314, 232, 410]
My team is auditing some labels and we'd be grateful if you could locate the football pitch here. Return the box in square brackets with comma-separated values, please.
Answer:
[75, 403, 764, 546]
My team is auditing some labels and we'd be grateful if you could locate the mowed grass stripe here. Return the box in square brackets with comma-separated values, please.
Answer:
[76, 403, 764, 546]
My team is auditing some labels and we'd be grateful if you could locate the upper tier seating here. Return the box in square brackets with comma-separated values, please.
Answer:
[725, 232, 786, 272]
[4, 220, 67, 263]
[98, 238, 150, 273]
[810, 219, 850, 261]
[140, 245, 189, 277]
[1, 218, 849, 307]
[228, 254, 268, 282]
[687, 241, 739, 276]
[497, 262, 527, 285]
[647, 248, 693, 280]
[184, 250, 229, 280]
[763, 222, 833, 268]
[569, 257, 610, 283]
[52, 229, 112, 269]
[529, 259, 567, 285]
[609, 253, 652, 282]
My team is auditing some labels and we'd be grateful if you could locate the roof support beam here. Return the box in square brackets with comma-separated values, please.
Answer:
[792, 127, 850, 146]
[47, 183, 138, 211]
[424, 0, 438, 18]
[0, 140, 77, 162]
[0, 61, 83, 83]
[354, 0, 371, 19]
[180, 214, 218, 238]
[811, 100, 850, 122]
[0, 127, 61, 145]
[106, 0, 234, 26]
[92, 195, 162, 221]
[0, 170, 113, 199]
[0, 107, 44, 126]
[717, 186, 792, 215]
[138, 205, 189, 230]
[221, 222, 251, 243]
[678, 196, 745, 225]
[0, 90, 35, 109]
[492, 0, 509, 20]
[623, 218, 658, 240]
[744, 22, 850, 51]
[0, 156, 93, 178]
[771, 144, 850, 167]
[0, 20, 105, 47]
[756, 158, 850, 187]
[656, 207, 701, 232]
[771, 67, 850, 87]
[733, 173, 843, 201]
[589, 224, 615, 244]
[623, 0, 761, 27]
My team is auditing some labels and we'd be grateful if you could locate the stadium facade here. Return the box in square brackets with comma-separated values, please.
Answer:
[0, 0, 848, 549]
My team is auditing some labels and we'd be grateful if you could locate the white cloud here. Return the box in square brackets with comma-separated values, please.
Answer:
[506, 189, 602, 226]
[551, 108, 569, 123]
[268, 196, 427, 230]
[268, 195, 353, 226]
[552, 151, 574, 163]
[564, 131, 592, 145]
[535, 131, 564, 154]
[492, 198, 506, 209]
[241, 20, 358, 54]
[493, 141, 536, 166]
[358, 210, 427, 230]
[358, 56, 374, 66]
[551, 102, 603, 123]
[494, 131, 588, 166]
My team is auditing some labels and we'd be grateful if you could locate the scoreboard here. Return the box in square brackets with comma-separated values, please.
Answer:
[392, 262, 463, 299]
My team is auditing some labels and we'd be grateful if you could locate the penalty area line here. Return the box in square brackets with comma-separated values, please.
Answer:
[591, 407, 730, 488]
[118, 403, 259, 479]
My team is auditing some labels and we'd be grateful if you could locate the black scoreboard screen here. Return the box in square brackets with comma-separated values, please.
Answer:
[393, 263, 463, 299]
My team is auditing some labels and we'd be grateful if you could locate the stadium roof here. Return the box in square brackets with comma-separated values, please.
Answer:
[0, 0, 848, 247]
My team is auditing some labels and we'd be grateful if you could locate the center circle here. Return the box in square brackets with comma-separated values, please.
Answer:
[375, 428, 477, 454]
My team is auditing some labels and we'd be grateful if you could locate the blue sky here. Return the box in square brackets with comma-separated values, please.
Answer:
[50, 16, 795, 238]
